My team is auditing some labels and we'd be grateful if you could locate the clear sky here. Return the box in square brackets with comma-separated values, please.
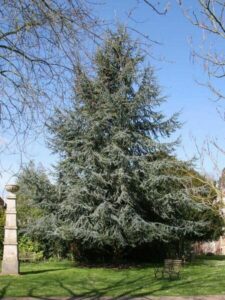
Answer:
[1, 0, 225, 193]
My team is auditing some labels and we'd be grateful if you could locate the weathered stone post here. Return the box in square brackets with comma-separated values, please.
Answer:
[1, 184, 19, 275]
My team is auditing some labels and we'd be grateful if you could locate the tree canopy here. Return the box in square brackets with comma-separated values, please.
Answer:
[35, 27, 223, 260]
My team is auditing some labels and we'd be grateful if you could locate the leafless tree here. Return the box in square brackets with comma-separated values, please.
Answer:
[178, 0, 225, 101]
[0, 0, 102, 149]
[142, 1, 225, 101]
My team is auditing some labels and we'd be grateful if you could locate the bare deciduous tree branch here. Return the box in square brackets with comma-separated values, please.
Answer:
[179, 0, 225, 100]
[143, 0, 169, 15]
[0, 0, 102, 152]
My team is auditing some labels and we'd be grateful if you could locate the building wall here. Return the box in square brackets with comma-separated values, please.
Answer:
[193, 236, 225, 255]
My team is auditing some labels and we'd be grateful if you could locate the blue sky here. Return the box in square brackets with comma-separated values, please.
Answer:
[1, 0, 225, 192]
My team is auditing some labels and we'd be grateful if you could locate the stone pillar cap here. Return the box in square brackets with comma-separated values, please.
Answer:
[5, 185, 19, 193]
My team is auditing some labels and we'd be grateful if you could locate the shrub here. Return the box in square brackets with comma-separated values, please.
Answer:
[19, 236, 43, 261]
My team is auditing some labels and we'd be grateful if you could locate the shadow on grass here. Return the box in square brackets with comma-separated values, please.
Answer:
[195, 255, 225, 261]
[26, 275, 159, 300]
[21, 268, 68, 275]
[23, 272, 204, 300]
[0, 282, 10, 298]
[0, 262, 222, 300]
[75, 261, 156, 270]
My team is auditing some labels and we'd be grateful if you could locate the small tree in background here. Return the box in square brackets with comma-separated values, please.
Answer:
[16, 161, 68, 259]
[166, 166, 224, 258]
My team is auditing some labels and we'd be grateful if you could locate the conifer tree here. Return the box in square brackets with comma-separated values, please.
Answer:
[16, 161, 67, 258]
[49, 27, 219, 259]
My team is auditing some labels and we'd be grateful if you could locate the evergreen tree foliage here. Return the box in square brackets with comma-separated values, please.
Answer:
[17, 161, 49, 229]
[17, 161, 67, 258]
[48, 27, 222, 260]
[185, 169, 224, 242]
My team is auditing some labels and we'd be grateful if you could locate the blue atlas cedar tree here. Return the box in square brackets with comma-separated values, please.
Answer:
[48, 26, 223, 260]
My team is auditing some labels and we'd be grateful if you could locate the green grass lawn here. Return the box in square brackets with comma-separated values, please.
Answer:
[1, 256, 225, 297]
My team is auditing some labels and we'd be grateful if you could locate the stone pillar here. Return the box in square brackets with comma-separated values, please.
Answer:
[1, 184, 19, 275]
